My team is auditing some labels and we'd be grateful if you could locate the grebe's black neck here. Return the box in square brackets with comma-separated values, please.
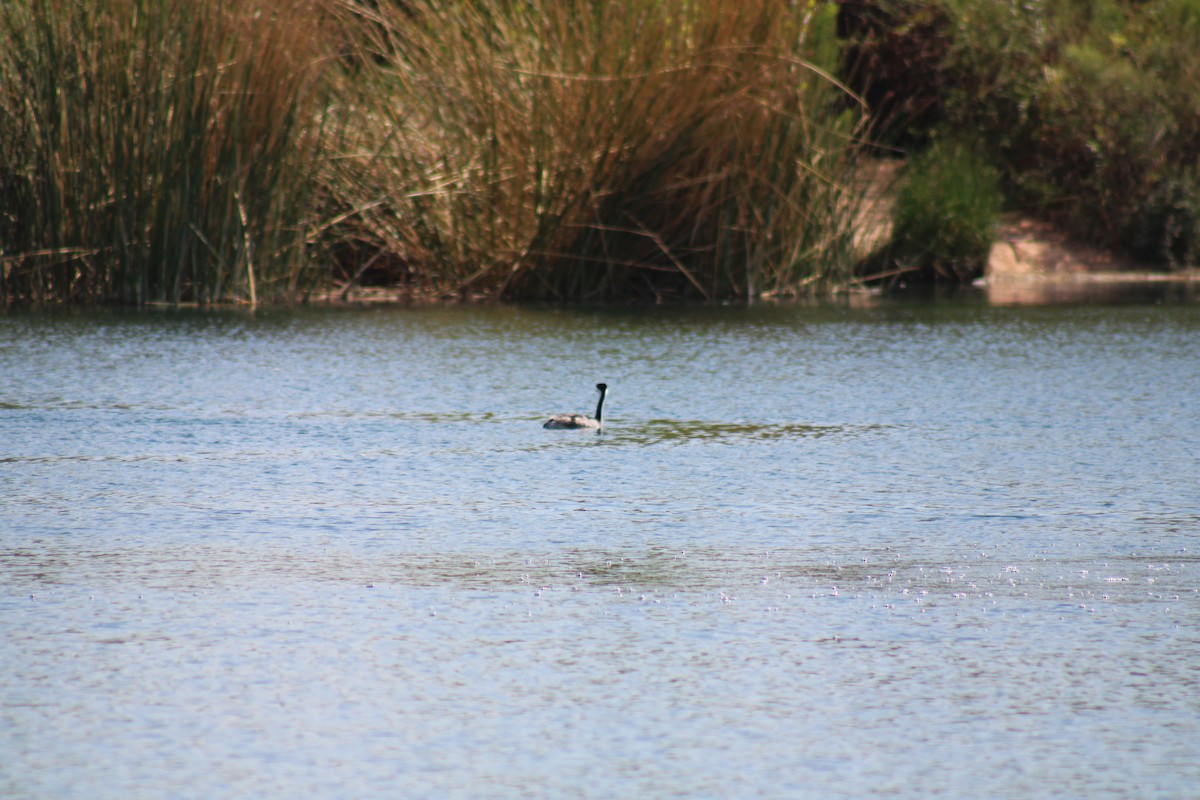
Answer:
[594, 383, 607, 425]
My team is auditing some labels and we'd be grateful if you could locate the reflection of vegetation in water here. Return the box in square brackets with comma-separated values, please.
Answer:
[396, 547, 836, 593]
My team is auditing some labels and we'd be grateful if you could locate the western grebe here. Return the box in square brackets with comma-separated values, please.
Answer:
[543, 383, 607, 430]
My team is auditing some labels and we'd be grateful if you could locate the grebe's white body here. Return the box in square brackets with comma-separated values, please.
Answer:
[543, 383, 607, 430]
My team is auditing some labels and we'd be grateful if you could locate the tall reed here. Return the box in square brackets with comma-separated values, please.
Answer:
[0, 0, 332, 305]
[327, 0, 868, 302]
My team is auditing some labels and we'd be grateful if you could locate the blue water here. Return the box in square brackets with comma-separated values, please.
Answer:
[2, 298, 1198, 798]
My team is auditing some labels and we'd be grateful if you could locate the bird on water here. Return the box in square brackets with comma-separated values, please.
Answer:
[543, 383, 607, 430]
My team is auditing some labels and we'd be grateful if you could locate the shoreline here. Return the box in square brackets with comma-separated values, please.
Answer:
[982, 215, 1198, 305]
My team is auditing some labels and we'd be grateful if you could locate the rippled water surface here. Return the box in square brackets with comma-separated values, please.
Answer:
[2, 298, 1199, 799]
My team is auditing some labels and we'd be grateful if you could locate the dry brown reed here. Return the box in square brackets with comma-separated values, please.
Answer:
[0, 0, 333, 305]
[1, 0, 871, 306]
[326, 0, 869, 302]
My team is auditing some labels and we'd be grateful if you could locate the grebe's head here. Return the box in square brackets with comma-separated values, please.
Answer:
[596, 383, 607, 392]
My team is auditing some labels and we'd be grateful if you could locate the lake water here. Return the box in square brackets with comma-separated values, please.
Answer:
[2, 292, 1199, 799]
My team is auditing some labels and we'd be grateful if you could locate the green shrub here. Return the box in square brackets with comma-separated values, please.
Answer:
[1130, 166, 1200, 269]
[889, 142, 1002, 282]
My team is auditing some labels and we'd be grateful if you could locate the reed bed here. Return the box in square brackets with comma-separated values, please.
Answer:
[326, 0, 869, 302]
[1, 0, 869, 306]
[0, 0, 332, 305]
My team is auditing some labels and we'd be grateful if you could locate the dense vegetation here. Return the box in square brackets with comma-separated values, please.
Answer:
[0, 0, 864, 304]
[840, 0, 1200, 270]
[1, 0, 1196, 305]
[0, 0, 333, 305]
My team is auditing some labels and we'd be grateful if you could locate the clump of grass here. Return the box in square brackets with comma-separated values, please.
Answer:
[327, 0, 869, 302]
[0, 0, 332, 306]
[887, 141, 1001, 282]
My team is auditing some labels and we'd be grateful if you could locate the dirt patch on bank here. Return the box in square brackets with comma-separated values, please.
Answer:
[987, 216, 1154, 278]
[983, 215, 1198, 304]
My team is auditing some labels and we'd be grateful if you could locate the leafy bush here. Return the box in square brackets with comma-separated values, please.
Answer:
[888, 142, 1002, 282]
[1130, 166, 1200, 269]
